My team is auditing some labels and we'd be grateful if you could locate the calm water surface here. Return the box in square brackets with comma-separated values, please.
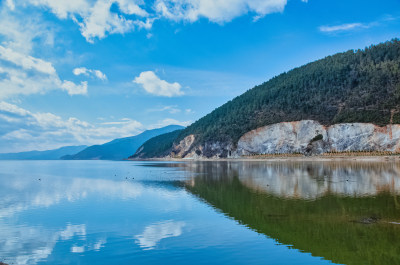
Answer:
[0, 160, 399, 265]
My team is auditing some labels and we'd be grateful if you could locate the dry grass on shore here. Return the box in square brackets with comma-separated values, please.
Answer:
[245, 151, 400, 159]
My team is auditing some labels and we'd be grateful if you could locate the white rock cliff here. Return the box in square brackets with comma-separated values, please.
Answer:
[169, 120, 400, 158]
[237, 120, 400, 155]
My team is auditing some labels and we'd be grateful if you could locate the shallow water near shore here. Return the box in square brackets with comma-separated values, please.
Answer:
[0, 160, 399, 265]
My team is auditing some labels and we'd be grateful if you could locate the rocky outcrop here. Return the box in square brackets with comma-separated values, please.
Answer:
[170, 134, 235, 158]
[171, 135, 196, 158]
[237, 120, 326, 155]
[170, 120, 400, 158]
[237, 120, 400, 155]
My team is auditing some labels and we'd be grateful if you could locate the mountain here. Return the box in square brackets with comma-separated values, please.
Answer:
[63, 125, 185, 160]
[133, 39, 400, 158]
[0, 145, 87, 160]
[130, 129, 183, 159]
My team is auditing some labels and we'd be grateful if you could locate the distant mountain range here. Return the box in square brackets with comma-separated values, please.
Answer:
[62, 125, 184, 160]
[0, 145, 87, 160]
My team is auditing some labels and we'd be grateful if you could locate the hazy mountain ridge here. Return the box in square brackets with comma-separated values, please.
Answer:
[0, 145, 88, 160]
[63, 125, 184, 160]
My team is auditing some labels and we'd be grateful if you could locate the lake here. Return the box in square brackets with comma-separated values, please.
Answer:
[0, 160, 399, 265]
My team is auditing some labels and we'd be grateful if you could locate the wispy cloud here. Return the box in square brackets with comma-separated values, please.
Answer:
[149, 118, 192, 129]
[319, 23, 366, 33]
[319, 15, 400, 34]
[148, 105, 181, 114]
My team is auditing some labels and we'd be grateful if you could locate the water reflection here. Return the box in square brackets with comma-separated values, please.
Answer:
[135, 220, 186, 250]
[177, 161, 400, 198]
[1, 160, 400, 265]
[180, 161, 400, 265]
[0, 161, 190, 265]
[0, 223, 88, 265]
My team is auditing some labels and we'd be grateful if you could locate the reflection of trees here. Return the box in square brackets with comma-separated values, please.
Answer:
[183, 161, 400, 265]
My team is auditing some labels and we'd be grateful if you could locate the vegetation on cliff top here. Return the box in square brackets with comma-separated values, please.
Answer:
[134, 39, 400, 158]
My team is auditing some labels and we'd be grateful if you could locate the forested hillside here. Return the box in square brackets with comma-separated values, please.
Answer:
[180, 39, 400, 143]
[133, 39, 400, 158]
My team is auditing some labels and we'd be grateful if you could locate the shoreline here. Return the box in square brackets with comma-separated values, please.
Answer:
[128, 155, 400, 163]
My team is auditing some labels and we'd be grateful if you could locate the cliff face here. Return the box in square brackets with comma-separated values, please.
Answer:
[169, 120, 400, 158]
[237, 120, 400, 156]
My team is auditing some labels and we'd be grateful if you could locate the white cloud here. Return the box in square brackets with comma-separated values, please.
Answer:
[0, 101, 30, 116]
[148, 105, 181, 114]
[133, 71, 183, 97]
[76, 0, 134, 43]
[72, 67, 87, 75]
[163, 106, 181, 114]
[0, 45, 55, 75]
[0, 2, 55, 54]
[0, 7, 89, 98]
[150, 118, 191, 129]
[94, 70, 107, 80]
[318, 16, 400, 34]
[73, 67, 107, 80]
[319, 23, 365, 33]
[116, 0, 148, 16]
[135, 220, 185, 250]
[26, 0, 91, 19]
[61, 80, 88, 95]
[5, 0, 15, 10]
[0, 64, 87, 98]
[0, 102, 145, 152]
[0, 60, 88, 98]
[154, 0, 289, 23]
[19, 0, 149, 43]
[7, 0, 305, 42]
[0, 102, 192, 152]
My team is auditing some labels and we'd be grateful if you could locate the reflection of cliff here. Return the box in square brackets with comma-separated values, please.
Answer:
[183, 161, 400, 265]
[184, 161, 400, 198]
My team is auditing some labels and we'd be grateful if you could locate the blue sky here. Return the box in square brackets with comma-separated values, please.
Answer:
[0, 0, 399, 152]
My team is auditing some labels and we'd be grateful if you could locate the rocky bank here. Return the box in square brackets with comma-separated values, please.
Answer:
[168, 120, 400, 158]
